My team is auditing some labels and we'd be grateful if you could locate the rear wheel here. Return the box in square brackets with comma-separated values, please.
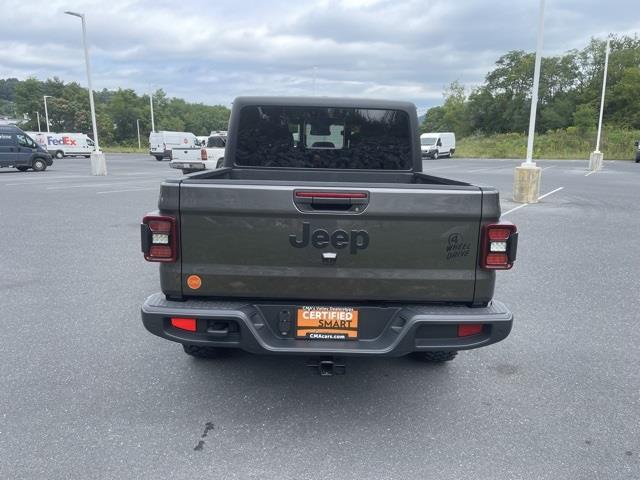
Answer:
[32, 158, 47, 172]
[55, 150, 64, 159]
[182, 344, 223, 358]
[216, 158, 224, 168]
[155, 155, 164, 161]
[16, 166, 29, 171]
[410, 351, 458, 363]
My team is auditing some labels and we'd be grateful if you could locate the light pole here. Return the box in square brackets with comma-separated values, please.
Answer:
[65, 10, 106, 175]
[513, 0, 545, 203]
[136, 119, 141, 150]
[150, 94, 156, 132]
[36, 111, 41, 132]
[590, 37, 611, 171]
[43, 95, 52, 133]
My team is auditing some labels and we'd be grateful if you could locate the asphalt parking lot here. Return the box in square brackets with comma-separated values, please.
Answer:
[1, 154, 639, 479]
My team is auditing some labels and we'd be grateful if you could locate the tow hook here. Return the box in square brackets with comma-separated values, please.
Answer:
[306, 356, 345, 376]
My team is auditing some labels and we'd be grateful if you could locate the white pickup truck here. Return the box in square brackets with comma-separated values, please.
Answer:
[170, 134, 226, 173]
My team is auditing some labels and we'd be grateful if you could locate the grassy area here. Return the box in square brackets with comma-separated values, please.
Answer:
[102, 146, 146, 154]
[456, 128, 640, 160]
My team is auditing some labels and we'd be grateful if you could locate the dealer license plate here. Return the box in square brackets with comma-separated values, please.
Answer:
[296, 306, 359, 340]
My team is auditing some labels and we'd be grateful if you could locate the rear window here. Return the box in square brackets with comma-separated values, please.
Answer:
[235, 105, 412, 169]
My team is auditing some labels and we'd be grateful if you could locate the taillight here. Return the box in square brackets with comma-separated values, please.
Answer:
[200, 148, 208, 161]
[458, 324, 483, 337]
[171, 317, 196, 332]
[480, 222, 518, 270]
[141, 215, 178, 262]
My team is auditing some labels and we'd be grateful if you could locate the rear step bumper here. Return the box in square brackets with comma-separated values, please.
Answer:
[141, 293, 513, 356]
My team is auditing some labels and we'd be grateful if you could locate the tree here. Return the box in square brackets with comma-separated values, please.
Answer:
[608, 67, 640, 128]
[573, 103, 597, 133]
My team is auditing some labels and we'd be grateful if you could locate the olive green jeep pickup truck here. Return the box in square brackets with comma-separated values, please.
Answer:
[141, 97, 517, 372]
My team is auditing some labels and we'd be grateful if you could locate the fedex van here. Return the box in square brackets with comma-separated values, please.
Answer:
[420, 132, 456, 159]
[149, 131, 198, 161]
[27, 132, 96, 158]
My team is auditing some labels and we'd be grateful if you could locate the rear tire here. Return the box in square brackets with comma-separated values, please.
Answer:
[55, 150, 64, 159]
[216, 158, 224, 168]
[155, 156, 164, 161]
[32, 158, 47, 172]
[410, 351, 458, 363]
[16, 166, 29, 171]
[182, 344, 223, 358]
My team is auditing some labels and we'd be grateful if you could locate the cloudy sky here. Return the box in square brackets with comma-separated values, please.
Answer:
[2, 0, 638, 112]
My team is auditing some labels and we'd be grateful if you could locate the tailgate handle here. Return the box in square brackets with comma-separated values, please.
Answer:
[294, 191, 369, 213]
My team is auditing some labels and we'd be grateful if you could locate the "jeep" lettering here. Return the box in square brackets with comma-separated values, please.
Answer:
[289, 222, 369, 254]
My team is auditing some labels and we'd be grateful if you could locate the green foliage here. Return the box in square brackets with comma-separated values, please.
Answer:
[2, 77, 230, 146]
[421, 34, 640, 153]
[573, 104, 597, 133]
[456, 128, 640, 160]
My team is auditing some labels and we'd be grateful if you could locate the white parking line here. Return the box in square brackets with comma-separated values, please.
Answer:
[423, 165, 457, 171]
[502, 187, 564, 216]
[46, 180, 160, 190]
[501, 203, 528, 216]
[538, 186, 564, 200]
[585, 169, 598, 177]
[542, 165, 555, 171]
[96, 187, 158, 194]
[467, 165, 515, 173]
[3, 175, 91, 185]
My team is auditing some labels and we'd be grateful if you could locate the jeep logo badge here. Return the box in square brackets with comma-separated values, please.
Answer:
[289, 222, 369, 254]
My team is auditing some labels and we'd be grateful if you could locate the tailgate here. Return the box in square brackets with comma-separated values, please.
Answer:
[171, 148, 200, 161]
[179, 183, 482, 302]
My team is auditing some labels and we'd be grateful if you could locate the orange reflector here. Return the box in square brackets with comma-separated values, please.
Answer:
[458, 324, 483, 337]
[171, 317, 197, 332]
[187, 275, 202, 290]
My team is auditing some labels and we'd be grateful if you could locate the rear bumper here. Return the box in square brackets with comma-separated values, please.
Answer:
[169, 161, 206, 170]
[141, 293, 513, 356]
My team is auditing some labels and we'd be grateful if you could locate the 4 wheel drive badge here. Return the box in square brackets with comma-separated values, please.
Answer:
[446, 232, 471, 260]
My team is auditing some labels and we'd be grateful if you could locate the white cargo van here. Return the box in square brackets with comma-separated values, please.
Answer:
[420, 132, 456, 159]
[27, 132, 96, 158]
[149, 131, 198, 161]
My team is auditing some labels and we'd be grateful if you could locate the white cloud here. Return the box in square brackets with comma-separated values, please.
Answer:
[0, 0, 638, 109]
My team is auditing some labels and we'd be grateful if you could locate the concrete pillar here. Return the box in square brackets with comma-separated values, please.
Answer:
[589, 151, 603, 171]
[513, 163, 542, 204]
[91, 151, 107, 176]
